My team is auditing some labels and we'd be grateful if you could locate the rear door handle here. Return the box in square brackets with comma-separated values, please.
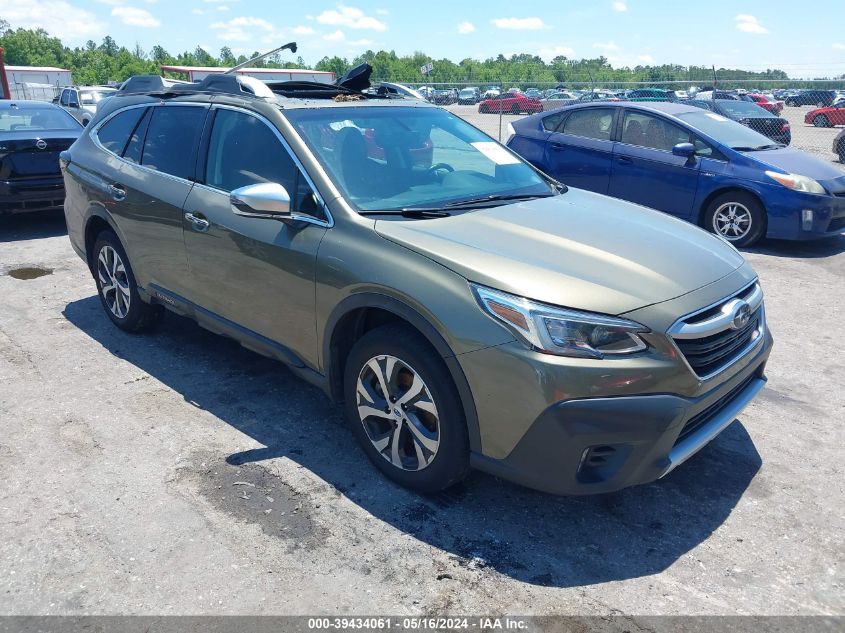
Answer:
[550, 142, 566, 152]
[617, 156, 633, 165]
[108, 184, 126, 202]
[184, 212, 210, 232]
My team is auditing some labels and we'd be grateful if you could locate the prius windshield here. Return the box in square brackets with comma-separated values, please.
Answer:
[286, 106, 553, 212]
[677, 110, 776, 150]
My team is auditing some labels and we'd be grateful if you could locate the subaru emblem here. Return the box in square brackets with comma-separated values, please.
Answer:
[731, 302, 752, 330]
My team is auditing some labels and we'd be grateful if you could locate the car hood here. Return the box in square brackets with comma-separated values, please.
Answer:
[375, 188, 746, 316]
[746, 146, 845, 182]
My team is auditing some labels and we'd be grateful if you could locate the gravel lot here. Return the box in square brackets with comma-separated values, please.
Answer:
[0, 107, 843, 618]
[448, 103, 844, 163]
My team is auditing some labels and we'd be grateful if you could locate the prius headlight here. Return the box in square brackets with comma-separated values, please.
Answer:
[471, 284, 649, 359]
[765, 170, 827, 195]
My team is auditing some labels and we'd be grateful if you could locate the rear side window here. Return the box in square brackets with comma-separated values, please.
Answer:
[561, 108, 615, 140]
[122, 108, 151, 164]
[141, 106, 206, 180]
[97, 108, 146, 155]
[542, 111, 566, 132]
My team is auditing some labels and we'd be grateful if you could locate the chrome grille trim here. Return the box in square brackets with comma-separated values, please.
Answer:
[668, 281, 762, 340]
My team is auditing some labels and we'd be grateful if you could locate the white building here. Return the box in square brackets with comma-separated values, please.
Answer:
[4, 65, 73, 101]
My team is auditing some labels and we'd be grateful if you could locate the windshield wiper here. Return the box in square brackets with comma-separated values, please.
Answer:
[732, 144, 783, 151]
[442, 192, 556, 209]
[359, 208, 451, 218]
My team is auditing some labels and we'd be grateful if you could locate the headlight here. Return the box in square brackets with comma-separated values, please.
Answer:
[471, 284, 649, 359]
[765, 170, 827, 195]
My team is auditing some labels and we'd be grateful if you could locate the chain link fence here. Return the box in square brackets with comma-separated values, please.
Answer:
[373, 67, 845, 163]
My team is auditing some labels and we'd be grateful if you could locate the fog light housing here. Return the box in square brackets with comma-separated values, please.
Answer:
[802, 209, 814, 230]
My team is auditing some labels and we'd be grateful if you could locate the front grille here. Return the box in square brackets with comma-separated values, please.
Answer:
[669, 283, 764, 379]
[675, 373, 757, 444]
[828, 216, 845, 232]
[676, 310, 761, 377]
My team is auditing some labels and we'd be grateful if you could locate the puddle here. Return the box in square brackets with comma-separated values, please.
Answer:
[7, 266, 53, 280]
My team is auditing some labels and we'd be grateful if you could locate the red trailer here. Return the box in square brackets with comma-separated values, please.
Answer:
[0, 47, 13, 99]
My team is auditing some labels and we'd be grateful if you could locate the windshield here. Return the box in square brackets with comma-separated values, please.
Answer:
[0, 107, 81, 132]
[714, 100, 771, 119]
[80, 90, 114, 105]
[286, 107, 553, 212]
[676, 110, 774, 150]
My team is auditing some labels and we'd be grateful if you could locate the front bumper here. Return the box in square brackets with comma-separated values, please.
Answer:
[470, 332, 771, 495]
[763, 186, 845, 239]
[0, 176, 65, 214]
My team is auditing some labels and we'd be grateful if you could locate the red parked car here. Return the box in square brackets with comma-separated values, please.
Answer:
[747, 93, 784, 115]
[804, 102, 845, 128]
[478, 92, 543, 115]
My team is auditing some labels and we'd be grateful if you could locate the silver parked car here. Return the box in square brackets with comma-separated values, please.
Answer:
[57, 86, 118, 127]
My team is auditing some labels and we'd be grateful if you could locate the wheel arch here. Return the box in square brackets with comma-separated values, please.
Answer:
[697, 185, 767, 230]
[83, 209, 124, 273]
[323, 292, 482, 452]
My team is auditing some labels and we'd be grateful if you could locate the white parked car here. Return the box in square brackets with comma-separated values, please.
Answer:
[56, 86, 117, 126]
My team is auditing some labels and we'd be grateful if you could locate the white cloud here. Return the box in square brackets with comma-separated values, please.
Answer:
[457, 21, 476, 35]
[227, 16, 273, 30]
[192, 8, 204, 15]
[833, 43, 845, 50]
[348, 38, 373, 46]
[316, 5, 388, 31]
[112, 6, 160, 27]
[292, 25, 316, 35]
[217, 5, 229, 11]
[538, 45, 575, 61]
[612, 1, 627, 11]
[637, 54, 655, 64]
[323, 29, 345, 42]
[593, 41, 619, 51]
[4, 1, 106, 41]
[735, 14, 768, 34]
[491, 17, 545, 30]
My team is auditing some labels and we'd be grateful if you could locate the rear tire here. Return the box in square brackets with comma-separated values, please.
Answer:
[838, 139, 845, 164]
[92, 230, 163, 332]
[814, 115, 830, 128]
[343, 324, 469, 493]
[703, 191, 766, 247]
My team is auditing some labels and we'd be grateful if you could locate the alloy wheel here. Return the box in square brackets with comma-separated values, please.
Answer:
[355, 354, 440, 471]
[97, 245, 131, 319]
[712, 202, 753, 241]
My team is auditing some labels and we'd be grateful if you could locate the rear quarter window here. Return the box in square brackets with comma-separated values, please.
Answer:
[140, 106, 206, 180]
[97, 108, 146, 155]
[542, 111, 566, 132]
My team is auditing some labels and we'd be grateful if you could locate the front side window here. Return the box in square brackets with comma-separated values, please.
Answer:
[561, 108, 615, 140]
[60, 90, 70, 106]
[286, 106, 552, 212]
[204, 109, 320, 216]
[97, 108, 146, 154]
[141, 106, 206, 180]
[620, 111, 691, 151]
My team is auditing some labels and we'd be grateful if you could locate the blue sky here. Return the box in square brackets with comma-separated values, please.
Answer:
[4, 0, 845, 77]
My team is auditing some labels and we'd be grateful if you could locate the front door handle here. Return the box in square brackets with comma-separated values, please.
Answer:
[108, 184, 126, 202]
[617, 156, 633, 165]
[550, 142, 566, 152]
[185, 212, 210, 232]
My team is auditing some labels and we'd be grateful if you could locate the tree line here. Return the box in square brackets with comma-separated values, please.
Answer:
[2, 21, 837, 90]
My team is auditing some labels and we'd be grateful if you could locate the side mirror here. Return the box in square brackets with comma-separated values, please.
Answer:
[230, 183, 292, 220]
[672, 142, 696, 159]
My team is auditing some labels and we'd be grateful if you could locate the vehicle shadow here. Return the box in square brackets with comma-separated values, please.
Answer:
[746, 233, 845, 259]
[0, 209, 67, 242]
[63, 295, 762, 588]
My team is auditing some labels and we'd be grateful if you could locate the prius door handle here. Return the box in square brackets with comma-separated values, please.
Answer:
[184, 212, 210, 232]
[617, 156, 633, 165]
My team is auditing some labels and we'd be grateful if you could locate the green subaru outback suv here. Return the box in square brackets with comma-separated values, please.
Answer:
[60, 70, 772, 495]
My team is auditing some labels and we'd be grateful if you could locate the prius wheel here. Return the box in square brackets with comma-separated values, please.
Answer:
[92, 230, 162, 332]
[343, 324, 469, 493]
[704, 192, 765, 247]
[813, 115, 830, 128]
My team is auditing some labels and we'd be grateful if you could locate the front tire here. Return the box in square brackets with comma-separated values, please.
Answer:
[814, 115, 830, 128]
[343, 324, 469, 493]
[92, 230, 162, 332]
[703, 192, 766, 247]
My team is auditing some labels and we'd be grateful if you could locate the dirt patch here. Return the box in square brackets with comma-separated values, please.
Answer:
[186, 454, 317, 542]
[7, 266, 53, 280]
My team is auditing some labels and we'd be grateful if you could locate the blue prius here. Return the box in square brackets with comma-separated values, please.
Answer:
[507, 101, 845, 246]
